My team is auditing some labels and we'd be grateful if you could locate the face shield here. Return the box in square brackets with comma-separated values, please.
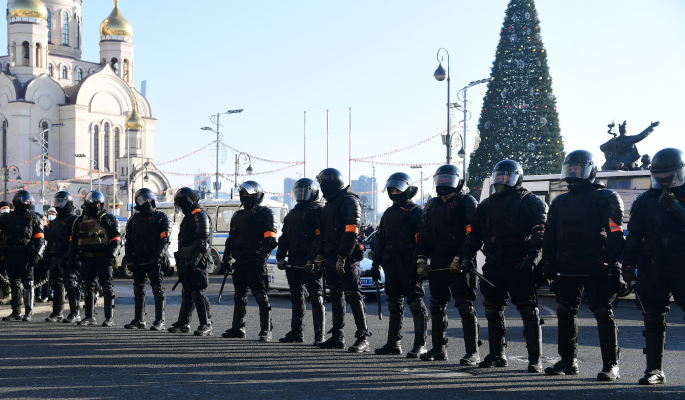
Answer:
[239, 182, 260, 195]
[385, 177, 410, 193]
[135, 191, 156, 206]
[18, 193, 35, 205]
[53, 197, 70, 208]
[491, 170, 520, 194]
[651, 168, 685, 189]
[434, 173, 460, 188]
[561, 162, 593, 180]
[293, 182, 319, 201]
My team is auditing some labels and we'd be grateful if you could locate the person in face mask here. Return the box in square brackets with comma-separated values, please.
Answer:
[460, 160, 548, 372]
[415, 164, 480, 364]
[542, 150, 625, 381]
[124, 188, 172, 331]
[45, 192, 81, 323]
[372, 172, 427, 358]
[68, 191, 122, 327]
[0, 201, 10, 214]
[221, 181, 278, 341]
[0, 200, 11, 305]
[47, 208, 57, 222]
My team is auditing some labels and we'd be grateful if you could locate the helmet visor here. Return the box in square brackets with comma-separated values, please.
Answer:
[434, 174, 460, 188]
[293, 187, 313, 201]
[18, 193, 34, 205]
[651, 168, 685, 189]
[53, 197, 69, 208]
[135, 192, 156, 206]
[384, 178, 410, 192]
[561, 162, 593, 180]
[239, 182, 259, 195]
[492, 171, 520, 187]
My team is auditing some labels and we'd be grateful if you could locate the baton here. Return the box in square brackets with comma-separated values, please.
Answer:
[429, 266, 497, 288]
[322, 266, 326, 305]
[376, 279, 383, 320]
[556, 273, 590, 278]
[217, 268, 230, 303]
[286, 265, 306, 270]
[172, 278, 181, 291]
[631, 280, 647, 315]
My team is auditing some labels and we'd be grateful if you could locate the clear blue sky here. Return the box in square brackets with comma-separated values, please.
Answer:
[10, 0, 685, 207]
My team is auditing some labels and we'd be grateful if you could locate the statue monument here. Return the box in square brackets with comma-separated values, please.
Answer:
[600, 120, 660, 171]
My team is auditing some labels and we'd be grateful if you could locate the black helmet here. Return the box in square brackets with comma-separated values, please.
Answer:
[239, 181, 265, 208]
[12, 190, 34, 213]
[650, 148, 685, 189]
[491, 160, 524, 194]
[292, 178, 320, 202]
[84, 191, 106, 217]
[134, 188, 157, 212]
[317, 168, 345, 199]
[53, 191, 74, 216]
[174, 187, 200, 214]
[433, 164, 464, 196]
[385, 172, 418, 203]
[561, 150, 598, 184]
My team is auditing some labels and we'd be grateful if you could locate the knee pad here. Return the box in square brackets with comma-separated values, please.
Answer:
[518, 305, 539, 322]
[644, 313, 667, 332]
[133, 283, 146, 298]
[234, 292, 248, 306]
[458, 304, 477, 319]
[484, 306, 504, 320]
[591, 306, 615, 324]
[344, 290, 363, 303]
[310, 295, 324, 309]
[22, 279, 33, 288]
[102, 283, 114, 296]
[255, 293, 271, 309]
[151, 285, 164, 297]
[387, 300, 403, 315]
[430, 301, 446, 316]
[181, 288, 192, 300]
[408, 301, 427, 316]
[556, 303, 577, 320]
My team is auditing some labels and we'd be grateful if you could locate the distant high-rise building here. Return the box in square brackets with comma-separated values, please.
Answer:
[351, 175, 378, 226]
[283, 177, 297, 209]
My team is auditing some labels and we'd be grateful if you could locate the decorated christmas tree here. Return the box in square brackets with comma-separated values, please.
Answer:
[467, 0, 565, 199]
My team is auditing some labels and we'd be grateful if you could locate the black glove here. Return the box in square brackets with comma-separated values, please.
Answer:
[222, 261, 233, 274]
[659, 189, 677, 209]
[517, 257, 535, 273]
[371, 266, 381, 284]
[543, 262, 557, 280]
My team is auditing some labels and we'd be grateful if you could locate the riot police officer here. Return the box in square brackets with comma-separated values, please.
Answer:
[45, 191, 80, 323]
[124, 188, 172, 331]
[542, 150, 625, 381]
[623, 148, 685, 385]
[315, 168, 370, 352]
[0, 200, 12, 305]
[461, 160, 548, 372]
[0, 191, 45, 322]
[372, 172, 427, 358]
[221, 181, 278, 342]
[168, 188, 212, 336]
[276, 178, 325, 344]
[415, 164, 479, 364]
[70, 191, 122, 327]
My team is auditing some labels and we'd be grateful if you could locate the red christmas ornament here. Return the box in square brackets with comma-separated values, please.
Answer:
[493, 105, 497, 108]
[522, 27, 526, 30]
[501, 29, 504, 33]
[509, 26, 513, 30]
[534, 106, 538, 109]
[484, 108, 488, 111]
[520, 105, 524, 108]
[505, 105, 509, 108]
[535, 26, 539, 29]
[554, 107, 557, 111]
[544, 105, 548, 109]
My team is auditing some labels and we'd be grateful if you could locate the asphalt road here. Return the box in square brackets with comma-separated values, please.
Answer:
[1, 276, 684, 399]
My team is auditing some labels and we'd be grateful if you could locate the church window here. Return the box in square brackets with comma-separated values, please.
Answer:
[76, 68, 82, 81]
[104, 123, 110, 170]
[114, 127, 120, 158]
[47, 9, 52, 43]
[22, 42, 29, 66]
[93, 126, 99, 169]
[111, 58, 119, 75]
[123, 60, 129, 82]
[41, 122, 49, 157]
[61, 66, 67, 79]
[62, 12, 69, 46]
[75, 16, 80, 49]
[35, 43, 41, 68]
[48, 64, 53, 76]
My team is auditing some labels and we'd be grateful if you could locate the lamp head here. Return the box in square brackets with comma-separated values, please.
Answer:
[434, 63, 447, 81]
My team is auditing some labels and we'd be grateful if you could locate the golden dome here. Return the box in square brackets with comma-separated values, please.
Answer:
[126, 106, 144, 130]
[100, 0, 133, 39]
[108, 195, 124, 209]
[9, 0, 48, 20]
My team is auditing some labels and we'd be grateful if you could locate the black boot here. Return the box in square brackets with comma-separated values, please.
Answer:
[193, 293, 212, 337]
[479, 306, 508, 368]
[639, 314, 666, 385]
[311, 296, 325, 346]
[459, 304, 481, 366]
[280, 300, 304, 343]
[22, 281, 34, 322]
[151, 295, 165, 331]
[595, 308, 620, 381]
[258, 304, 273, 342]
[46, 285, 65, 322]
[102, 293, 114, 327]
[375, 301, 402, 355]
[421, 303, 448, 361]
[125, 295, 146, 329]
[63, 287, 81, 323]
[78, 291, 97, 326]
[407, 301, 428, 358]
[347, 291, 370, 353]
[545, 305, 579, 375]
[318, 299, 345, 349]
[520, 306, 543, 373]
[2, 282, 22, 321]
[223, 294, 247, 338]
[168, 295, 194, 333]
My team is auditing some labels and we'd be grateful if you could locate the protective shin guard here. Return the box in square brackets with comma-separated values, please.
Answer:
[152, 295, 166, 328]
[520, 306, 543, 372]
[290, 301, 305, 337]
[2, 282, 22, 320]
[193, 293, 212, 336]
[346, 291, 369, 338]
[311, 296, 325, 343]
[102, 294, 114, 327]
[459, 305, 481, 365]
[639, 314, 666, 385]
[23, 281, 34, 321]
[594, 307, 620, 381]
[375, 301, 403, 355]
[409, 301, 428, 347]
[331, 298, 346, 338]
[479, 306, 507, 368]
[421, 303, 448, 361]
[178, 296, 195, 325]
[557, 304, 578, 360]
[259, 304, 273, 342]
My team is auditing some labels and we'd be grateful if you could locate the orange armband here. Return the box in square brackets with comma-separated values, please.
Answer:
[465, 225, 472, 233]
[160, 232, 169, 239]
[264, 231, 276, 238]
[345, 225, 359, 233]
[111, 236, 121, 242]
[609, 221, 623, 233]
[33, 233, 44, 239]
[315, 229, 321, 236]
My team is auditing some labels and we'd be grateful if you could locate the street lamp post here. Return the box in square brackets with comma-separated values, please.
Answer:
[234, 152, 253, 198]
[29, 123, 64, 208]
[456, 77, 494, 183]
[434, 48, 452, 164]
[202, 109, 243, 200]
[75, 154, 95, 191]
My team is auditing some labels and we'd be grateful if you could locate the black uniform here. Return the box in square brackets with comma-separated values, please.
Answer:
[462, 187, 548, 370]
[124, 209, 171, 330]
[276, 200, 324, 343]
[222, 203, 277, 339]
[0, 210, 45, 321]
[316, 186, 369, 350]
[416, 192, 479, 362]
[372, 200, 426, 355]
[69, 211, 122, 326]
[542, 179, 625, 375]
[45, 210, 79, 322]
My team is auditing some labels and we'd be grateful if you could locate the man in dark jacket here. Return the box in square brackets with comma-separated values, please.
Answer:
[124, 188, 172, 331]
[315, 168, 370, 352]
[543, 150, 625, 381]
[168, 187, 213, 336]
[416, 164, 480, 364]
[276, 178, 324, 344]
[372, 172, 427, 358]
[221, 181, 278, 342]
[69, 191, 122, 327]
[623, 148, 685, 385]
[461, 160, 548, 372]
[45, 191, 80, 323]
[0, 191, 45, 322]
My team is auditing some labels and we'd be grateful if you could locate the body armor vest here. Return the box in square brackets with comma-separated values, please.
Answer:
[231, 206, 265, 251]
[286, 206, 316, 254]
[130, 212, 161, 257]
[641, 192, 685, 257]
[78, 215, 110, 247]
[49, 214, 77, 255]
[424, 195, 466, 258]
[482, 190, 530, 258]
[381, 203, 419, 252]
[555, 190, 606, 257]
[3, 213, 35, 249]
[322, 194, 356, 246]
